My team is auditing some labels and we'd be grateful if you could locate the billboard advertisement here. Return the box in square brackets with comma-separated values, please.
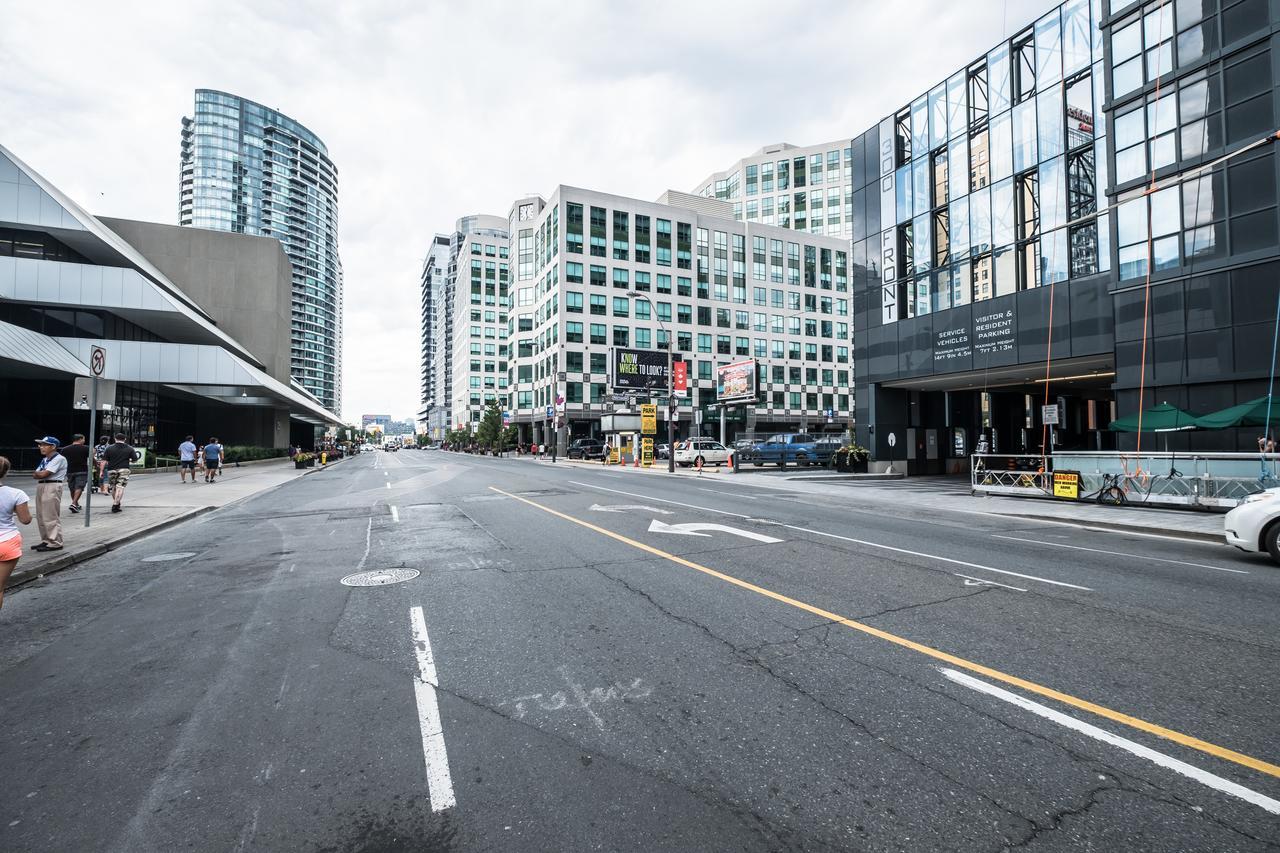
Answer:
[716, 359, 757, 403]
[612, 348, 669, 392]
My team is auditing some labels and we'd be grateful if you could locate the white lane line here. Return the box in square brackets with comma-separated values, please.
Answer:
[357, 517, 372, 571]
[953, 573, 1026, 592]
[991, 534, 1249, 575]
[386, 482, 391, 489]
[568, 481, 751, 518]
[570, 480, 1091, 590]
[410, 606, 456, 812]
[391, 505, 400, 523]
[700, 488, 757, 499]
[941, 668, 1280, 815]
[780, 524, 1093, 591]
[385, 471, 389, 477]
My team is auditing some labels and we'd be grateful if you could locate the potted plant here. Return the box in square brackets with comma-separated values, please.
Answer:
[294, 451, 315, 469]
[833, 444, 870, 473]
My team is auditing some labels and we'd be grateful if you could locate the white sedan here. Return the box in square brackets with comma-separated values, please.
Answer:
[674, 438, 732, 467]
[1224, 487, 1280, 563]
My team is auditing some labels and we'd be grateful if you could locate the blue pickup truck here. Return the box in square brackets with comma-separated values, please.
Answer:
[748, 433, 841, 466]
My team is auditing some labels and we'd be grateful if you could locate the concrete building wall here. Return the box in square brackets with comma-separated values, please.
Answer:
[99, 217, 294, 385]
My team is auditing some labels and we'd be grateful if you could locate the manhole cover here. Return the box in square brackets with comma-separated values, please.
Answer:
[141, 552, 197, 563]
[340, 569, 420, 587]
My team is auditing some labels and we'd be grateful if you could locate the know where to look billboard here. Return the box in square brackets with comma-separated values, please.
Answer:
[716, 358, 757, 403]
[612, 348, 669, 392]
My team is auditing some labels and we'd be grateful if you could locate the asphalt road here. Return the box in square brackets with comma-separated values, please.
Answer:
[1, 450, 1277, 852]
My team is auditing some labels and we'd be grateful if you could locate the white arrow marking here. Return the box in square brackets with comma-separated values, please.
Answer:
[647, 519, 782, 544]
[955, 573, 1026, 592]
[589, 503, 673, 515]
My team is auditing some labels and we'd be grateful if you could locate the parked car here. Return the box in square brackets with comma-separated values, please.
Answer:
[812, 436, 845, 464]
[750, 433, 822, 466]
[567, 438, 607, 460]
[674, 438, 731, 467]
[1225, 487, 1280, 562]
[656, 443, 670, 460]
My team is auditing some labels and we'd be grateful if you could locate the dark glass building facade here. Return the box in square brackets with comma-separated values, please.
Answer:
[851, 0, 1280, 471]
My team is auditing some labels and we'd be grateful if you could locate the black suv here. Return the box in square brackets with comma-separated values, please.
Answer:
[567, 438, 606, 460]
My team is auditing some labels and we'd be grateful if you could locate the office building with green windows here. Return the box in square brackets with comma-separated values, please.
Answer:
[848, 0, 1280, 471]
[180, 90, 343, 415]
[501, 187, 853, 449]
[693, 140, 857, 240]
[445, 216, 511, 433]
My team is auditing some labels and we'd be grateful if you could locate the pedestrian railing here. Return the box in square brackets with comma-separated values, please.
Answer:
[970, 452, 1280, 509]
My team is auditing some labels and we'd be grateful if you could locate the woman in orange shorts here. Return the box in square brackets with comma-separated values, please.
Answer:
[0, 455, 34, 611]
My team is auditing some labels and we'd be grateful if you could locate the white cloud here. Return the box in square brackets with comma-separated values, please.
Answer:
[0, 0, 1042, 422]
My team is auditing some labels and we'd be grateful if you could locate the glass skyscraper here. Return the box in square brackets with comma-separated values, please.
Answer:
[180, 89, 342, 414]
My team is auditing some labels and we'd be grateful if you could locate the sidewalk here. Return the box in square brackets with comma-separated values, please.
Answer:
[5, 458, 343, 588]
[502, 453, 1227, 542]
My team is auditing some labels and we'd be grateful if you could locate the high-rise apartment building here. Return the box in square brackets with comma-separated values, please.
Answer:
[446, 216, 511, 432]
[418, 234, 450, 435]
[180, 89, 342, 414]
[692, 140, 857, 240]
[503, 187, 852, 447]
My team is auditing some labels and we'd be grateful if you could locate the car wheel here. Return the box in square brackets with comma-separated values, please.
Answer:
[1264, 520, 1280, 564]
[753, 462, 762, 467]
[796, 453, 809, 466]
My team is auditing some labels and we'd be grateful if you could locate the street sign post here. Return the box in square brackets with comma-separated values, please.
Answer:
[85, 345, 106, 528]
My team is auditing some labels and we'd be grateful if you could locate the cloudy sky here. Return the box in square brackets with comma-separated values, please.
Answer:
[2, 0, 1042, 423]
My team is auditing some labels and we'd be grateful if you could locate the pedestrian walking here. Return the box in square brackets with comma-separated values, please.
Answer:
[203, 437, 222, 483]
[178, 435, 198, 483]
[61, 433, 91, 513]
[102, 433, 139, 513]
[94, 435, 110, 494]
[31, 436, 66, 551]
[0, 456, 33, 611]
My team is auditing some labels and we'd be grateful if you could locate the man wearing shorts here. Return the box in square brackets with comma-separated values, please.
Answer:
[61, 434, 91, 513]
[178, 435, 198, 483]
[102, 433, 139, 513]
[203, 438, 222, 483]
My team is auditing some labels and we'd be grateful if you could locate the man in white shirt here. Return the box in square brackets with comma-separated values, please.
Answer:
[32, 436, 67, 552]
[178, 435, 198, 483]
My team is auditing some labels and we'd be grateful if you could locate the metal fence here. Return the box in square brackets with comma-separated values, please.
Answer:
[970, 452, 1280, 509]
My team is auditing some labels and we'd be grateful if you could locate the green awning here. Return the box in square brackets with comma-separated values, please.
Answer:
[1109, 402, 1201, 433]
[1194, 396, 1280, 430]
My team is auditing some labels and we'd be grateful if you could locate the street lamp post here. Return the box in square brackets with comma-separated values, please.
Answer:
[628, 291, 676, 473]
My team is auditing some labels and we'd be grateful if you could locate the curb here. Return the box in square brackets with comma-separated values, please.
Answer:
[5, 506, 216, 590]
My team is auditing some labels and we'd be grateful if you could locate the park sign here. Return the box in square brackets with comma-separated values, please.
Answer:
[612, 347, 668, 392]
[716, 358, 757, 404]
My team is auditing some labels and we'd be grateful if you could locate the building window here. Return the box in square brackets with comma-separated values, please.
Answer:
[566, 291, 583, 313]
[567, 203, 583, 254]
[589, 206, 607, 257]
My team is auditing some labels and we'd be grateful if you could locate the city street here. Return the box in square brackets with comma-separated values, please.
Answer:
[2, 450, 1278, 852]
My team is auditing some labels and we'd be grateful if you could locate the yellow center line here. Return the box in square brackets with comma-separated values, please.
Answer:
[489, 486, 1280, 780]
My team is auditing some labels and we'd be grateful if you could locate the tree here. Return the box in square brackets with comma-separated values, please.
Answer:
[475, 400, 503, 452]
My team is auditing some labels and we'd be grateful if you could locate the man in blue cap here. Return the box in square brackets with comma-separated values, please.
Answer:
[32, 436, 66, 551]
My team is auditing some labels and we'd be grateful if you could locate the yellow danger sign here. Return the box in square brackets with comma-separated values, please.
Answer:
[1053, 470, 1080, 500]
